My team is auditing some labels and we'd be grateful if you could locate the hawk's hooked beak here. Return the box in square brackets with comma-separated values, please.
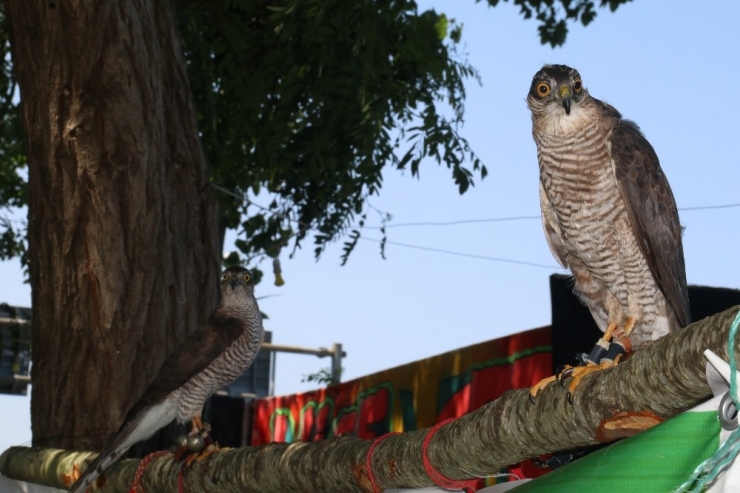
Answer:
[558, 85, 572, 115]
[230, 278, 239, 289]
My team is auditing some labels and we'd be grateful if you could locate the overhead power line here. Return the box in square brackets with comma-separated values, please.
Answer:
[366, 215, 540, 229]
[359, 237, 562, 270]
[361, 202, 740, 230]
[681, 202, 740, 211]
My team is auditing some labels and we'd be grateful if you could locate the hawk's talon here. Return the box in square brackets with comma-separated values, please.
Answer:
[185, 443, 229, 466]
[185, 447, 208, 467]
[528, 374, 559, 401]
[529, 319, 636, 402]
[177, 415, 219, 465]
[564, 359, 618, 401]
[557, 366, 574, 384]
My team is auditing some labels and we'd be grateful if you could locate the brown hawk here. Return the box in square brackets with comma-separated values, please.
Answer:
[526, 64, 690, 398]
[69, 266, 264, 493]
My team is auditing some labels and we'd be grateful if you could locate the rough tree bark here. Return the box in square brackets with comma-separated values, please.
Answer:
[4, 1, 220, 450]
[2, 307, 738, 492]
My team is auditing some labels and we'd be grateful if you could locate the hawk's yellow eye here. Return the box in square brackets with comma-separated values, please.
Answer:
[573, 78, 583, 93]
[536, 82, 551, 97]
[222, 273, 229, 282]
[243, 273, 251, 283]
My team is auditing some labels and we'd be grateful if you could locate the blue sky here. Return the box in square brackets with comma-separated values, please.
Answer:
[1, 1, 739, 452]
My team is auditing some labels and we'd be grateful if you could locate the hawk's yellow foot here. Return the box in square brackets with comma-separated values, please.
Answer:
[190, 415, 207, 435]
[530, 319, 635, 402]
[560, 318, 636, 402]
[562, 357, 621, 404]
[180, 414, 220, 465]
[187, 443, 231, 465]
[529, 374, 559, 400]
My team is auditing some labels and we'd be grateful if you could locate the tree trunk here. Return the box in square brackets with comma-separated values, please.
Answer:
[4, 0, 220, 451]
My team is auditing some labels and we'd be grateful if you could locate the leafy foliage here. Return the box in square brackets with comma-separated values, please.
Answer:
[302, 366, 342, 386]
[178, 0, 485, 265]
[480, 0, 633, 47]
[0, 6, 27, 263]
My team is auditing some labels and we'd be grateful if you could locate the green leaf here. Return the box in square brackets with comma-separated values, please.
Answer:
[435, 14, 448, 40]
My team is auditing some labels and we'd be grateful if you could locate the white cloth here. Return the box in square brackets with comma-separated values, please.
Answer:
[0, 475, 64, 493]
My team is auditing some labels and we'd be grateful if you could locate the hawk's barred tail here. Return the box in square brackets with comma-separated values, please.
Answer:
[68, 399, 177, 493]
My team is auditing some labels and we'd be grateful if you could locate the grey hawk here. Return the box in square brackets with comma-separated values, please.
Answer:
[526, 64, 690, 398]
[69, 266, 264, 493]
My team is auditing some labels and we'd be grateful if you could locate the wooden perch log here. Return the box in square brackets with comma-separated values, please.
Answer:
[2, 306, 739, 493]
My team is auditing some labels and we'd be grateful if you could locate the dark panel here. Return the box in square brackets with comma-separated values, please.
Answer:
[688, 286, 740, 323]
[0, 304, 32, 396]
[549, 274, 601, 373]
[209, 394, 248, 448]
[550, 274, 740, 373]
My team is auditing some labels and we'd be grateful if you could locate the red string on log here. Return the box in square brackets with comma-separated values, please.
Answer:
[129, 451, 170, 493]
[422, 419, 480, 493]
[365, 432, 399, 493]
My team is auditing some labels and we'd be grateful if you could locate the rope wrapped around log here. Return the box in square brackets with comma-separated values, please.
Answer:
[2, 306, 738, 493]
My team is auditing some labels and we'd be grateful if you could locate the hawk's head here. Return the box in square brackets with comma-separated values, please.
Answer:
[527, 64, 587, 117]
[220, 266, 255, 300]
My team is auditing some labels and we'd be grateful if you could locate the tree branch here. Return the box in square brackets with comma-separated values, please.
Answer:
[2, 306, 738, 492]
